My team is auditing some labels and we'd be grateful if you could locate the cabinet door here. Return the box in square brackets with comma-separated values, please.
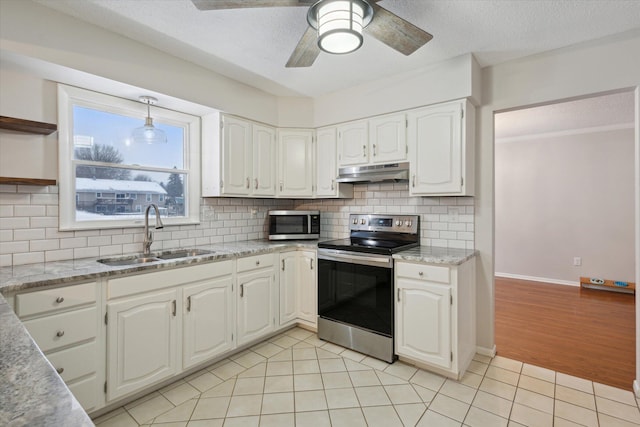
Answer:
[278, 129, 314, 197]
[396, 278, 452, 369]
[337, 120, 368, 167]
[369, 113, 407, 164]
[297, 251, 317, 326]
[408, 101, 463, 195]
[279, 252, 298, 325]
[183, 277, 235, 370]
[237, 269, 275, 346]
[107, 288, 179, 401]
[252, 124, 276, 196]
[316, 127, 338, 197]
[222, 116, 251, 195]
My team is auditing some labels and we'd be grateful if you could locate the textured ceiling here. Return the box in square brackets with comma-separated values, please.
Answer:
[33, 0, 640, 97]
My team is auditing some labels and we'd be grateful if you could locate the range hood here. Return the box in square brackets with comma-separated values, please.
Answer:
[336, 162, 410, 183]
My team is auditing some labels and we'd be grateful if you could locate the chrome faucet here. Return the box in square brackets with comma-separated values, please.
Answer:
[143, 204, 164, 255]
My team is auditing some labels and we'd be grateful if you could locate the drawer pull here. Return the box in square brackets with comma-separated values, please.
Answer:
[56, 330, 65, 337]
[310, 259, 314, 270]
[240, 284, 244, 298]
[172, 300, 177, 317]
[256, 260, 260, 266]
[55, 297, 64, 304]
[56, 367, 64, 374]
[187, 296, 192, 312]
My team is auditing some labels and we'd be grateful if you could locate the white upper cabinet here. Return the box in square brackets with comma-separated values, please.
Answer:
[222, 116, 252, 196]
[277, 129, 314, 197]
[368, 113, 407, 164]
[337, 114, 407, 168]
[407, 99, 475, 196]
[316, 126, 353, 199]
[337, 120, 368, 167]
[202, 114, 276, 197]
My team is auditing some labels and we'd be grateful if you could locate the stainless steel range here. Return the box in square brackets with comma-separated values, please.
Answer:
[317, 213, 420, 363]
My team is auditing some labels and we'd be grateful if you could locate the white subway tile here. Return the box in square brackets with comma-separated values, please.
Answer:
[31, 193, 58, 205]
[46, 228, 68, 239]
[0, 241, 29, 254]
[17, 185, 49, 193]
[30, 217, 58, 228]
[0, 217, 30, 229]
[0, 185, 18, 193]
[13, 252, 45, 265]
[179, 238, 196, 247]
[0, 254, 12, 266]
[99, 245, 122, 257]
[121, 244, 140, 255]
[75, 247, 100, 259]
[88, 236, 111, 246]
[0, 193, 30, 205]
[60, 237, 88, 249]
[0, 206, 14, 217]
[457, 232, 474, 241]
[30, 239, 60, 251]
[46, 205, 58, 216]
[447, 240, 467, 249]
[111, 234, 133, 245]
[14, 228, 46, 241]
[100, 228, 123, 236]
[0, 230, 13, 242]
[45, 249, 74, 262]
[13, 205, 47, 216]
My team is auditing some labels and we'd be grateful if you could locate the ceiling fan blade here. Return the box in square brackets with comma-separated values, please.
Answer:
[191, 0, 313, 10]
[365, 3, 433, 56]
[286, 27, 321, 68]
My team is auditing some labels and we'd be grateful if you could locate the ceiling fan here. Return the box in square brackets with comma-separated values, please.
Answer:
[190, 0, 433, 67]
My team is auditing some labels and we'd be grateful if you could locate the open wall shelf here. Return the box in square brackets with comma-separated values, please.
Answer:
[0, 116, 57, 135]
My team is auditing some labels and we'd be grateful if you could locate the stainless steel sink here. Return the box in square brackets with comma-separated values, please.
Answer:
[98, 256, 161, 266]
[156, 249, 215, 260]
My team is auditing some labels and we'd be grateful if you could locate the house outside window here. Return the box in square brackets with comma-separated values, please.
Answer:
[58, 84, 201, 230]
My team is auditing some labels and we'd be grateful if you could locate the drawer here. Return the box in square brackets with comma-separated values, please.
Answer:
[16, 282, 96, 318]
[23, 306, 97, 352]
[108, 260, 233, 300]
[46, 341, 96, 383]
[68, 374, 100, 411]
[237, 253, 274, 273]
[396, 262, 450, 284]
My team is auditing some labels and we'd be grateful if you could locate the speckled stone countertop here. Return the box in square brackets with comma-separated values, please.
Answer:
[0, 294, 93, 426]
[392, 246, 477, 265]
[0, 240, 475, 425]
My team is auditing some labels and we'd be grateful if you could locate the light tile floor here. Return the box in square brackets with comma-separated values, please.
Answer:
[93, 327, 640, 427]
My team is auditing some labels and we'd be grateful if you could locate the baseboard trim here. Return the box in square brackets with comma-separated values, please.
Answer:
[495, 272, 579, 287]
[476, 345, 497, 358]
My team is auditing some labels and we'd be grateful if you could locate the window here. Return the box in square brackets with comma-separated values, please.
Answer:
[58, 85, 201, 230]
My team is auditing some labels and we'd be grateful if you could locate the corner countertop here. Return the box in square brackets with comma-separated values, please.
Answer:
[392, 246, 477, 265]
[0, 294, 93, 426]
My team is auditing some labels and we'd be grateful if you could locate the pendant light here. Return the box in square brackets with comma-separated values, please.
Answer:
[132, 96, 167, 144]
[308, 0, 374, 54]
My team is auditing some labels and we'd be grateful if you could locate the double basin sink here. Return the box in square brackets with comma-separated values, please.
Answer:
[98, 249, 215, 267]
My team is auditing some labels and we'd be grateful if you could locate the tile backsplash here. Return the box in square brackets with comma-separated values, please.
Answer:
[0, 182, 473, 267]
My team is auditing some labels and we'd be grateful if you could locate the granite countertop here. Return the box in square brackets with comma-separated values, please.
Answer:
[392, 246, 477, 265]
[0, 294, 93, 427]
[0, 239, 476, 425]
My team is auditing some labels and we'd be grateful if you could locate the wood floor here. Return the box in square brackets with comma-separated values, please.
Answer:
[495, 276, 636, 390]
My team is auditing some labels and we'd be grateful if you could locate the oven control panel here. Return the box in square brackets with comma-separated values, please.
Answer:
[349, 214, 419, 233]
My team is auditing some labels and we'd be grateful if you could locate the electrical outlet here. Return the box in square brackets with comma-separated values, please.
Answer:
[251, 209, 257, 217]
[448, 207, 460, 222]
[573, 257, 582, 266]
[201, 207, 216, 220]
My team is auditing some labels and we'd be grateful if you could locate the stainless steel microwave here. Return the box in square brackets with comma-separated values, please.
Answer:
[268, 210, 320, 240]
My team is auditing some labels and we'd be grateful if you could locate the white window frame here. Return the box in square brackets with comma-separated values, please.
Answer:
[58, 84, 201, 230]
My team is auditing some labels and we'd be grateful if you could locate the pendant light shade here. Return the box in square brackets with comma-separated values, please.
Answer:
[308, 0, 374, 55]
[132, 96, 167, 144]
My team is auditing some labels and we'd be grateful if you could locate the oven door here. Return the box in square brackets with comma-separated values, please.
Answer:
[317, 249, 393, 337]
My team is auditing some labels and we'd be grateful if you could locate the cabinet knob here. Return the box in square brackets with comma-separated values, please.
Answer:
[56, 367, 64, 374]
[55, 297, 64, 304]
[256, 260, 260, 266]
[56, 330, 65, 337]
[418, 271, 424, 277]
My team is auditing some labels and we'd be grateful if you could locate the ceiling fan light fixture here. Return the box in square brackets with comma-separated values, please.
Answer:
[308, 0, 373, 55]
[132, 96, 167, 144]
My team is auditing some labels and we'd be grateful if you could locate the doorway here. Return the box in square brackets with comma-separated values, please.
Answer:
[493, 91, 636, 389]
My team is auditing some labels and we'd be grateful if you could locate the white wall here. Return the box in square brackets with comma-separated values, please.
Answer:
[478, 29, 640, 388]
[495, 127, 635, 284]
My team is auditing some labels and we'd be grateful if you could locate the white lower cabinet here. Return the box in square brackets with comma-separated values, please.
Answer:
[395, 258, 476, 379]
[105, 261, 235, 402]
[15, 281, 103, 412]
[107, 288, 179, 401]
[278, 250, 317, 328]
[237, 253, 276, 346]
[183, 277, 235, 370]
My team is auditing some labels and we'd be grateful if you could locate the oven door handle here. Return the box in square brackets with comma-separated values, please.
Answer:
[317, 249, 393, 268]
